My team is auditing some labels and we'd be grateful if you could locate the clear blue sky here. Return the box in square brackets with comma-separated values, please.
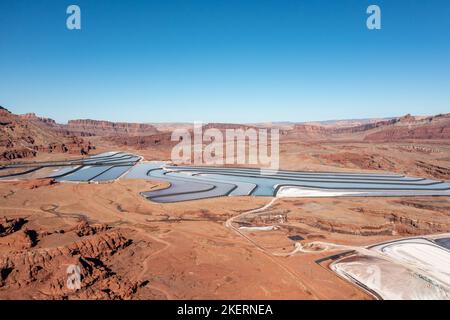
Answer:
[1, 0, 449, 123]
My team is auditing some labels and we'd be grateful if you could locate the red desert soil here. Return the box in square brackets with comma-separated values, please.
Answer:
[0, 177, 449, 300]
[1, 109, 449, 299]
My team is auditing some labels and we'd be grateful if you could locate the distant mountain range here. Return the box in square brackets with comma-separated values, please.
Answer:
[287, 113, 450, 141]
[1, 105, 449, 161]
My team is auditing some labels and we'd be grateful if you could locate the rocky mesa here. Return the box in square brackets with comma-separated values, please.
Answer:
[0, 107, 93, 161]
[66, 119, 159, 136]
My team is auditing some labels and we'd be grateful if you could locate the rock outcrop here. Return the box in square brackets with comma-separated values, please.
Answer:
[107, 132, 174, 148]
[0, 107, 94, 161]
[0, 217, 27, 237]
[0, 218, 150, 300]
[285, 113, 450, 141]
[66, 119, 159, 136]
[364, 114, 450, 141]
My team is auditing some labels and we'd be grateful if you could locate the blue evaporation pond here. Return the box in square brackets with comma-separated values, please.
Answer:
[435, 238, 450, 250]
[91, 165, 133, 182]
[199, 173, 276, 196]
[123, 162, 167, 179]
[105, 156, 141, 164]
[82, 154, 130, 164]
[47, 166, 80, 178]
[58, 166, 112, 182]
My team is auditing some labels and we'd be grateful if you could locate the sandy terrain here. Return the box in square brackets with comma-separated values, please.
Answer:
[1, 110, 449, 299]
[1, 175, 449, 299]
